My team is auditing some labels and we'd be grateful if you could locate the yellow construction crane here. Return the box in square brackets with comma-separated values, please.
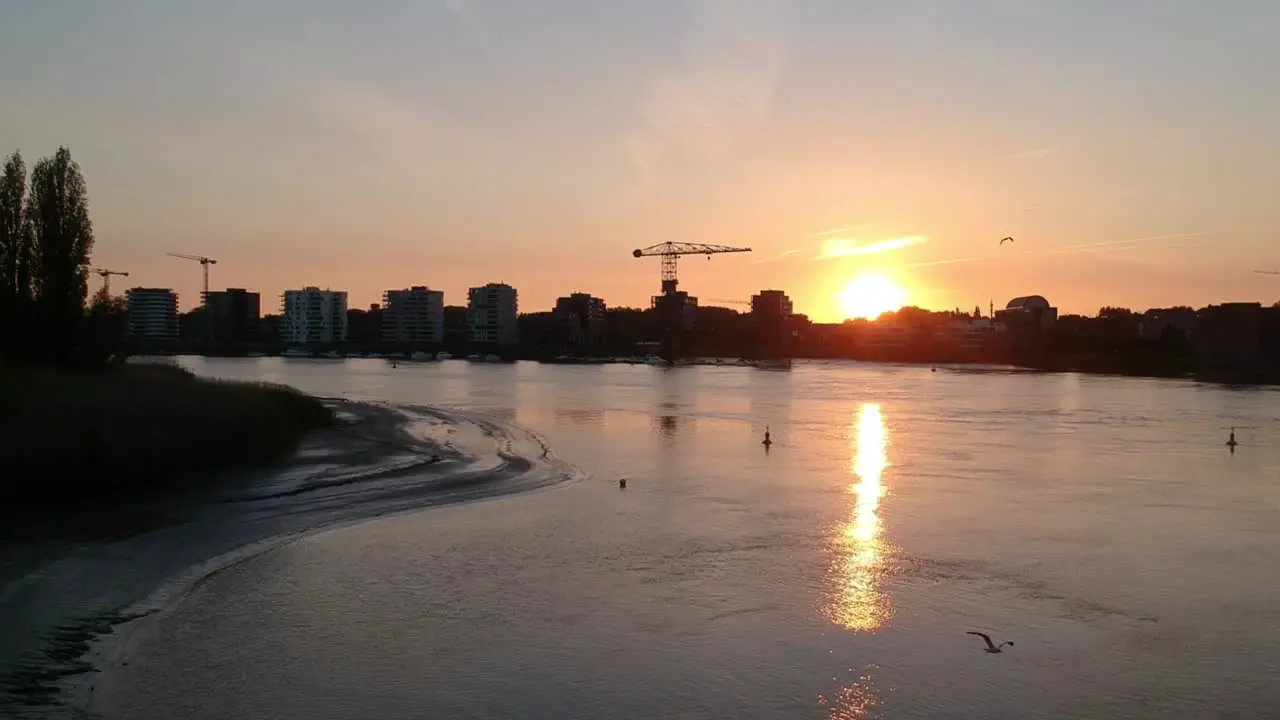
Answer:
[167, 252, 218, 303]
[632, 242, 752, 294]
[90, 268, 129, 295]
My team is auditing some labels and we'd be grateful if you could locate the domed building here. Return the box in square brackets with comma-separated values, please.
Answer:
[995, 295, 1058, 329]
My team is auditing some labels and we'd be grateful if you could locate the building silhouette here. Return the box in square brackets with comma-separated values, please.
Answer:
[1194, 302, 1280, 381]
[126, 288, 179, 340]
[468, 283, 519, 346]
[382, 286, 445, 345]
[751, 289, 793, 359]
[995, 295, 1058, 328]
[553, 293, 606, 351]
[281, 287, 348, 344]
[205, 288, 261, 344]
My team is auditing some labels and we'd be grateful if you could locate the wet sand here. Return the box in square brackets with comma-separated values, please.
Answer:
[0, 398, 581, 718]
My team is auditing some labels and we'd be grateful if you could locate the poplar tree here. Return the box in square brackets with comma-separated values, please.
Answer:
[26, 147, 94, 367]
[0, 152, 33, 364]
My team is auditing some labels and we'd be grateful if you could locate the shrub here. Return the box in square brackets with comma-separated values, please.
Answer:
[0, 364, 333, 504]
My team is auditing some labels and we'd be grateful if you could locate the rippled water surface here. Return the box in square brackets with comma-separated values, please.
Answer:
[100, 359, 1280, 719]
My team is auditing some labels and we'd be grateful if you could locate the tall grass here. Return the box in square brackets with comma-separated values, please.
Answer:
[0, 364, 334, 504]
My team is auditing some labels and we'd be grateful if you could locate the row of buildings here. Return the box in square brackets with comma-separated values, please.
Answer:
[123, 282, 791, 351]
[125, 283, 530, 347]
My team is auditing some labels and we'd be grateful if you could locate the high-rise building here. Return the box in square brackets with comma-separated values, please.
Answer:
[281, 287, 348, 344]
[553, 293, 606, 349]
[468, 283, 519, 346]
[126, 288, 179, 340]
[382, 286, 445, 344]
[751, 289, 794, 360]
[205, 288, 261, 344]
[751, 289, 794, 320]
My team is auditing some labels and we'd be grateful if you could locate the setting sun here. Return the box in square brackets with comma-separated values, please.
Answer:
[837, 274, 909, 320]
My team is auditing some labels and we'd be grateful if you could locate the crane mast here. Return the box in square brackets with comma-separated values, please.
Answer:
[631, 242, 752, 363]
[167, 253, 218, 305]
[167, 252, 218, 343]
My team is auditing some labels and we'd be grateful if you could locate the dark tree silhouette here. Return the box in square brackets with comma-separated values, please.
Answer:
[0, 151, 34, 363]
[26, 147, 94, 367]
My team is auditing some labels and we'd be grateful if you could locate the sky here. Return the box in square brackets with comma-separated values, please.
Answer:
[2, 0, 1279, 322]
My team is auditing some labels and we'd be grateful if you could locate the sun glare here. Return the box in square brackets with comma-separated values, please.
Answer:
[837, 275, 908, 320]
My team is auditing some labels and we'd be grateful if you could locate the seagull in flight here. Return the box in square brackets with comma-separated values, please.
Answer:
[967, 631, 1014, 653]
[999, 236, 1014, 246]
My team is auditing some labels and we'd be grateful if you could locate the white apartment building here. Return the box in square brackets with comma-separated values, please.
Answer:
[281, 287, 348, 344]
[382, 286, 445, 344]
[467, 283, 519, 346]
[125, 288, 179, 340]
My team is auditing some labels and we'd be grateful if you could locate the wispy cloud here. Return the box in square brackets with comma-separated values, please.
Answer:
[627, 0, 790, 180]
[1010, 146, 1062, 162]
[753, 248, 801, 264]
[815, 235, 928, 260]
[899, 231, 1215, 271]
[443, 0, 490, 42]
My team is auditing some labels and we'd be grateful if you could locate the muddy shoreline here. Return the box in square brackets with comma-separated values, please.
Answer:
[0, 398, 581, 718]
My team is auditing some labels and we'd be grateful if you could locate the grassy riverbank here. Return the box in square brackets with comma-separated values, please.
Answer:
[0, 363, 334, 506]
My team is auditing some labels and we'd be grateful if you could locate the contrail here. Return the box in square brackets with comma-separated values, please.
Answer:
[815, 235, 928, 260]
[753, 249, 801, 264]
[899, 231, 1214, 270]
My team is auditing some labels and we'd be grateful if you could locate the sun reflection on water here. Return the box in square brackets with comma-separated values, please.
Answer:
[824, 402, 894, 632]
[818, 670, 882, 720]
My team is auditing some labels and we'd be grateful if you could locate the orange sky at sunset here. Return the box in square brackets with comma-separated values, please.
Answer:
[4, 2, 1279, 321]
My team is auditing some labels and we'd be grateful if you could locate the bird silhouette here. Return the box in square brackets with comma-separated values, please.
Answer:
[967, 631, 1014, 653]
[999, 236, 1014, 246]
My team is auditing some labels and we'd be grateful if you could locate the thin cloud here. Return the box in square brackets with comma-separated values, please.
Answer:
[753, 248, 801, 264]
[444, 0, 490, 40]
[815, 235, 928, 261]
[626, 0, 790, 180]
[899, 231, 1215, 271]
[1011, 146, 1062, 162]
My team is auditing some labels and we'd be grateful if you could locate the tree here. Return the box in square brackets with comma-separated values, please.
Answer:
[0, 151, 33, 364]
[26, 147, 94, 367]
[82, 287, 130, 368]
[1098, 306, 1134, 318]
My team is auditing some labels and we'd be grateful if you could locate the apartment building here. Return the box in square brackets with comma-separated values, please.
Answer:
[125, 287, 180, 340]
[382, 286, 445, 344]
[468, 283, 519, 346]
[281, 287, 348, 344]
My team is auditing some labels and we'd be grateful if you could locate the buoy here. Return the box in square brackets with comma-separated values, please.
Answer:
[762, 426, 773, 448]
[619, 478, 627, 489]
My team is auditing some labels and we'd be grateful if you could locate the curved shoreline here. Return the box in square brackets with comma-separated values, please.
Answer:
[0, 400, 584, 719]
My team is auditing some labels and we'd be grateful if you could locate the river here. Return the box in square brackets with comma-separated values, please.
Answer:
[78, 359, 1280, 717]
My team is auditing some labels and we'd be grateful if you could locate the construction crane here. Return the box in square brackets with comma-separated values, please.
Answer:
[707, 298, 751, 307]
[91, 268, 129, 295]
[167, 253, 217, 303]
[632, 242, 752, 294]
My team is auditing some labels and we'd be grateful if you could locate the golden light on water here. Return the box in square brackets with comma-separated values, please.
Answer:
[824, 402, 894, 632]
[817, 671, 882, 720]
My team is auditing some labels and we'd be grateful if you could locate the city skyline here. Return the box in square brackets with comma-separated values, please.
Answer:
[4, 1, 1280, 321]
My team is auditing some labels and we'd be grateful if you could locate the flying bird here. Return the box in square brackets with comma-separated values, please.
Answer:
[966, 631, 1014, 653]
[999, 237, 1014, 246]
